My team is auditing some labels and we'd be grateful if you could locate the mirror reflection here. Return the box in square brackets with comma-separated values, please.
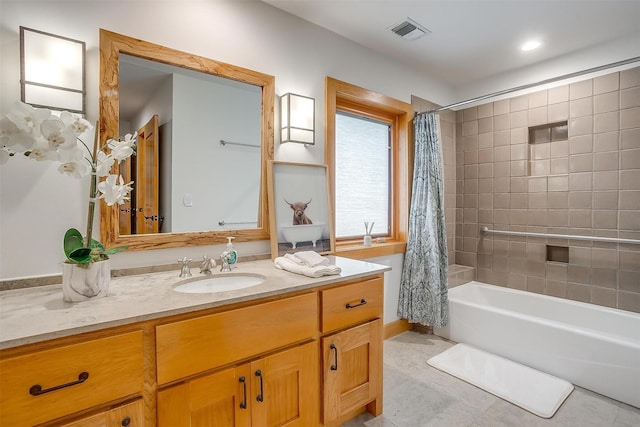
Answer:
[99, 29, 274, 251]
[118, 54, 262, 234]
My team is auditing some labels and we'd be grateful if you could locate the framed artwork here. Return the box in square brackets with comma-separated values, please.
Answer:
[267, 161, 335, 258]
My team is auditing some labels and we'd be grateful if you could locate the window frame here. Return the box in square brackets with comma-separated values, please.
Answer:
[325, 77, 413, 259]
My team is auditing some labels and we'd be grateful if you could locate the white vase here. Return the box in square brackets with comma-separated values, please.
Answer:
[62, 259, 111, 302]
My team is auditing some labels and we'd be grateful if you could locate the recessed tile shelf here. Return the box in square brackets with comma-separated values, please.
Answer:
[546, 245, 569, 263]
[528, 121, 569, 177]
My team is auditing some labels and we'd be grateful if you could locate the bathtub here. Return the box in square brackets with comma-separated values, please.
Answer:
[435, 281, 640, 408]
[280, 223, 324, 249]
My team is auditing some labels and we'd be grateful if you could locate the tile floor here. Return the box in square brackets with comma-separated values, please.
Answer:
[341, 332, 640, 427]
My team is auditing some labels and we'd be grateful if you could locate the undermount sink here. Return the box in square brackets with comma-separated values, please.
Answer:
[173, 273, 266, 293]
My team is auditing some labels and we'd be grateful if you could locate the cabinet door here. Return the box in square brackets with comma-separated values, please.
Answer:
[58, 399, 144, 427]
[322, 319, 382, 424]
[157, 366, 251, 427]
[251, 341, 319, 427]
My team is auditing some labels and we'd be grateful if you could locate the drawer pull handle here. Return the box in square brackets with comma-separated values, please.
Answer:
[255, 370, 264, 402]
[330, 344, 338, 371]
[121, 416, 131, 426]
[29, 371, 89, 396]
[345, 298, 367, 309]
[239, 376, 247, 409]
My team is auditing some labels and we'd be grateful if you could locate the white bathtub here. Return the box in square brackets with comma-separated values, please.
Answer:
[280, 223, 324, 248]
[435, 281, 640, 408]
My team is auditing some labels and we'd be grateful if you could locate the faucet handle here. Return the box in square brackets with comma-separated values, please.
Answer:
[200, 255, 216, 274]
[178, 257, 193, 278]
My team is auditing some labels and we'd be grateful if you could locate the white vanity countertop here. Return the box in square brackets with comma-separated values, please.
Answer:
[0, 256, 390, 350]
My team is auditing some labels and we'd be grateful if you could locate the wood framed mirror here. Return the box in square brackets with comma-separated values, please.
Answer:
[99, 29, 274, 250]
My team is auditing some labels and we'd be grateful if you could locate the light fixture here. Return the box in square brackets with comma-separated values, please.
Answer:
[280, 93, 315, 145]
[521, 39, 542, 51]
[20, 26, 86, 114]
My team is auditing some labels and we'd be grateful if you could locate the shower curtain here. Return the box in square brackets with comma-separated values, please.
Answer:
[398, 112, 449, 327]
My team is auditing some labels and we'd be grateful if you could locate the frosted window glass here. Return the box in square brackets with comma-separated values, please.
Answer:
[335, 112, 390, 238]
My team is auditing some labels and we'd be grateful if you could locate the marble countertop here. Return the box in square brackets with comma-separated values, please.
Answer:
[0, 256, 390, 350]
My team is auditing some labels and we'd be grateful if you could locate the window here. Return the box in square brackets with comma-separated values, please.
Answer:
[325, 77, 413, 258]
[335, 112, 391, 239]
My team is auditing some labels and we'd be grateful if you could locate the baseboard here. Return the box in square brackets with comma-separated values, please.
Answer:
[383, 319, 412, 339]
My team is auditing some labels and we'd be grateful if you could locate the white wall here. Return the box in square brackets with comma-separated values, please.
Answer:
[1, 0, 449, 284]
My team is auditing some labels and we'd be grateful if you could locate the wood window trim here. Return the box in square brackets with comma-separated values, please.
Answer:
[324, 77, 413, 259]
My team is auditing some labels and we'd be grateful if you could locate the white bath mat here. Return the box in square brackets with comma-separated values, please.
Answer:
[427, 343, 573, 418]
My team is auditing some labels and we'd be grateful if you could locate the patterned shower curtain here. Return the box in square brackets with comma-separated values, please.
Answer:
[397, 112, 449, 327]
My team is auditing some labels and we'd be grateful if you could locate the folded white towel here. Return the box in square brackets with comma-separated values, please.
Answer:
[292, 250, 330, 267]
[274, 256, 341, 278]
[284, 253, 305, 265]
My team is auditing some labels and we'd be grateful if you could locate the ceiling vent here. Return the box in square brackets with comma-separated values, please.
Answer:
[390, 18, 431, 41]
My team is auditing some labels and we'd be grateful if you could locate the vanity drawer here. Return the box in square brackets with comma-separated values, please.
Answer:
[321, 277, 383, 333]
[0, 331, 144, 427]
[156, 292, 318, 385]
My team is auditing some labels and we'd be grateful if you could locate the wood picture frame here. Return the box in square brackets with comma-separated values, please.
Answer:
[267, 161, 335, 259]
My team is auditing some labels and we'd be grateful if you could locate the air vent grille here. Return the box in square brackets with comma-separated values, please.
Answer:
[390, 18, 431, 41]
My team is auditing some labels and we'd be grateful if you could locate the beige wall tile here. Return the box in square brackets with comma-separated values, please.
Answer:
[510, 127, 527, 144]
[550, 158, 569, 174]
[619, 210, 640, 231]
[528, 193, 547, 209]
[569, 172, 593, 191]
[593, 210, 618, 229]
[618, 291, 640, 314]
[548, 102, 569, 122]
[462, 120, 479, 136]
[620, 190, 640, 210]
[549, 85, 569, 104]
[546, 280, 567, 298]
[531, 142, 550, 159]
[510, 209, 527, 225]
[529, 90, 548, 108]
[494, 114, 510, 131]
[494, 161, 510, 177]
[570, 79, 593, 100]
[569, 153, 593, 172]
[478, 178, 493, 194]
[510, 110, 528, 128]
[462, 135, 478, 150]
[592, 268, 617, 288]
[569, 191, 592, 209]
[546, 263, 568, 281]
[529, 106, 548, 126]
[494, 146, 510, 162]
[619, 271, 640, 292]
[590, 287, 616, 308]
[527, 260, 546, 277]
[569, 209, 592, 228]
[510, 94, 529, 112]
[594, 111, 620, 133]
[570, 97, 593, 117]
[530, 160, 550, 176]
[548, 209, 569, 226]
[620, 107, 640, 129]
[621, 128, 640, 149]
[528, 176, 548, 192]
[478, 103, 494, 118]
[620, 251, 640, 271]
[620, 149, 640, 170]
[478, 132, 494, 148]
[478, 163, 494, 178]
[464, 150, 479, 165]
[593, 191, 618, 210]
[568, 265, 592, 284]
[510, 177, 527, 193]
[567, 283, 591, 303]
[494, 193, 510, 209]
[548, 192, 569, 208]
[463, 107, 478, 121]
[527, 275, 546, 294]
[478, 194, 493, 209]
[569, 135, 593, 154]
[493, 129, 510, 146]
[550, 140, 569, 158]
[592, 171, 617, 191]
[478, 117, 493, 134]
[464, 178, 479, 193]
[620, 169, 640, 189]
[593, 151, 619, 171]
[594, 72, 620, 94]
[593, 131, 619, 152]
[510, 193, 527, 209]
[527, 209, 548, 226]
[569, 116, 593, 136]
[591, 248, 618, 269]
[620, 67, 640, 89]
[510, 144, 527, 160]
[594, 91, 619, 114]
[548, 175, 569, 192]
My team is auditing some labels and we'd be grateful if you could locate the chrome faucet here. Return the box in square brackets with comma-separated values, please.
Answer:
[200, 255, 216, 274]
[178, 257, 192, 278]
[220, 253, 232, 272]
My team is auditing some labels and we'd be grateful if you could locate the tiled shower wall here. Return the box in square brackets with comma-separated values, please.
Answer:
[455, 66, 640, 313]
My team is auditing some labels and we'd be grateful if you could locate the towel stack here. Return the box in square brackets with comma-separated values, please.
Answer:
[274, 251, 341, 278]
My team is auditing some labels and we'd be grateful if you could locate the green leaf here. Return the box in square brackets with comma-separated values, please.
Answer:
[63, 228, 92, 264]
[104, 246, 128, 255]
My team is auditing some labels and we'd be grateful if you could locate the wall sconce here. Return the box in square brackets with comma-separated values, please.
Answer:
[280, 93, 314, 145]
[20, 26, 86, 114]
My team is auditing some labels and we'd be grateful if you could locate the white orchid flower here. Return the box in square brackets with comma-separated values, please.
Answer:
[98, 174, 134, 206]
[0, 116, 37, 151]
[95, 151, 115, 177]
[107, 132, 136, 161]
[41, 117, 77, 151]
[26, 141, 59, 162]
[7, 101, 50, 135]
[58, 160, 91, 179]
[60, 111, 93, 136]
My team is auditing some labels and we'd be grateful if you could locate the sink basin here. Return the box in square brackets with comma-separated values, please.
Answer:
[173, 273, 266, 293]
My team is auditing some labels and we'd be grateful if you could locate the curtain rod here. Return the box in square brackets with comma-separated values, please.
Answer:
[419, 56, 640, 115]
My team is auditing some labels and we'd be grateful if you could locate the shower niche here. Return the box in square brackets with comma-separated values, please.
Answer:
[527, 121, 568, 176]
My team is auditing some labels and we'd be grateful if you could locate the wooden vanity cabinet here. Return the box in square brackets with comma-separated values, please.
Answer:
[155, 292, 319, 426]
[319, 277, 384, 426]
[56, 399, 144, 427]
[157, 341, 318, 427]
[0, 331, 144, 427]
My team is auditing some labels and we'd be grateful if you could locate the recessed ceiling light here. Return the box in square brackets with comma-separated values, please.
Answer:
[521, 40, 542, 51]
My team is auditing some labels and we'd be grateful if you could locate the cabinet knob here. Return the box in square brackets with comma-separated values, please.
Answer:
[255, 370, 264, 402]
[121, 416, 131, 426]
[330, 344, 338, 371]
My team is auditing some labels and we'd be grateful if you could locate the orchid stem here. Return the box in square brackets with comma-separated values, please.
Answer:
[84, 121, 100, 249]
